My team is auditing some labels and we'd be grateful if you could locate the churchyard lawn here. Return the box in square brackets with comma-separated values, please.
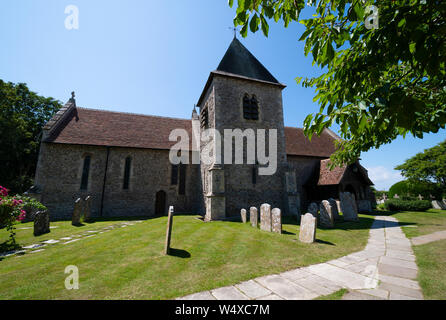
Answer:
[393, 209, 446, 300]
[0, 214, 374, 299]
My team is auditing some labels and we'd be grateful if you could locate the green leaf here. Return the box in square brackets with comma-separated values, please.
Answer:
[260, 14, 269, 37]
[249, 13, 260, 33]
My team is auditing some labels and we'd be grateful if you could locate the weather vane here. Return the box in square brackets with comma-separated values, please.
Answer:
[228, 27, 238, 38]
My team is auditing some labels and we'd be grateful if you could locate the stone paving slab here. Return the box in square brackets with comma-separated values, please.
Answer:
[411, 230, 446, 246]
[178, 215, 424, 300]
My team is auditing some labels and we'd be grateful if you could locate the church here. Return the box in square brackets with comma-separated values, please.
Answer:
[32, 38, 374, 220]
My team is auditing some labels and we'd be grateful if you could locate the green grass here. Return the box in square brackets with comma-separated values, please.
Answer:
[391, 209, 446, 239]
[413, 239, 446, 299]
[0, 214, 374, 300]
[314, 288, 348, 300]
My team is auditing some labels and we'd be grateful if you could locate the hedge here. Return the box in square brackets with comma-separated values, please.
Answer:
[384, 199, 432, 212]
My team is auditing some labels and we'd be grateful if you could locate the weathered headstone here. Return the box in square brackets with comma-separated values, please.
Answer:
[418, 194, 424, 201]
[443, 199, 446, 208]
[164, 206, 174, 255]
[72, 198, 83, 226]
[260, 203, 272, 232]
[83, 196, 92, 222]
[271, 208, 282, 234]
[432, 200, 444, 210]
[319, 200, 334, 228]
[299, 213, 317, 243]
[340, 192, 358, 222]
[250, 207, 258, 228]
[307, 202, 319, 218]
[328, 198, 340, 221]
[240, 209, 247, 223]
[394, 194, 399, 199]
[357, 200, 372, 213]
[33, 210, 50, 236]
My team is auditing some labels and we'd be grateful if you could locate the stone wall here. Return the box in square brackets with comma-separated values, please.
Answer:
[34, 143, 201, 220]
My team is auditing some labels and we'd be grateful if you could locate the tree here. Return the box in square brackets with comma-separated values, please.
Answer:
[395, 140, 446, 191]
[0, 80, 61, 193]
[229, 0, 446, 166]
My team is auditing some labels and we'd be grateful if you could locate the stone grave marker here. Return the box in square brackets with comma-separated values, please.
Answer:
[308, 202, 319, 218]
[240, 208, 247, 223]
[271, 208, 282, 234]
[84, 196, 92, 222]
[250, 207, 258, 228]
[328, 198, 340, 221]
[260, 203, 272, 232]
[319, 200, 334, 228]
[340, 192, 358, 222]
[72, 198, 83, 226]
[299, 213, 316, 243]
[33, 210, 50, 236]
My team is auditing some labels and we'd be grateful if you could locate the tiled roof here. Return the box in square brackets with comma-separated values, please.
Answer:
[45, 107, 338, 158]
[284, 127, 337, 157]
[317, 159, 347, 185]
[45, 107, 192, 150]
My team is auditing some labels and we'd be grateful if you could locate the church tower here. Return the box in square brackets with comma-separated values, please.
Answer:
[197, 38, 289, 220]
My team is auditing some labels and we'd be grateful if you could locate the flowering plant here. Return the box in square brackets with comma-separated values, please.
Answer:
[0, 186, 26, 244]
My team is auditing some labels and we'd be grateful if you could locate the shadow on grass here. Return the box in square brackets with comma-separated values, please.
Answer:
[168, 248, 191, 259]
[315, 239, 335, 246]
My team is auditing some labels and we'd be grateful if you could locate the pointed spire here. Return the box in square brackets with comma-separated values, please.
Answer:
[216, 38, 279, 84]
[192, 104, 199, 120]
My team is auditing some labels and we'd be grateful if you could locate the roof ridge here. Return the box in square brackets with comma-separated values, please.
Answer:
[76, 107, 191, 122]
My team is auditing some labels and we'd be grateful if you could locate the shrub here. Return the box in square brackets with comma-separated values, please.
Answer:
[0, 186, 26, 244]
[384, 199, 432, 212]
[388, 180, 442, 199]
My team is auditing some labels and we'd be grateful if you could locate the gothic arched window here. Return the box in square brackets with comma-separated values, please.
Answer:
[123, 156, 132, 190]
[243, 94, 259, 120]
[80, 155, 91, 190]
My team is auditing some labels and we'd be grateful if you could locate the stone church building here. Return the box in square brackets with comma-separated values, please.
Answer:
[32, 38, 374, 220]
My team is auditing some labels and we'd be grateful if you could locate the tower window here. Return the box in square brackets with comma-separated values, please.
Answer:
[123, 157, 131, 190]
[171, 164, 178, 185]
[243, 94, 259, 120]
[80, 155, 91, 190]
[200, 107, 209, 128]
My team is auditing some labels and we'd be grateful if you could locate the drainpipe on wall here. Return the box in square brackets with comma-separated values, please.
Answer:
[100, 146, 111, 217]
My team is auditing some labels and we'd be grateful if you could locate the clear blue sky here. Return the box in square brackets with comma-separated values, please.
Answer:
[1, 0, 444, 190]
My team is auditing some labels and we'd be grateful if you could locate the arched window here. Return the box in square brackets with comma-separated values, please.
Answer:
[171, 164, 178, 185]
[123, 157, 131, 190]
[80, 155, 91, 190]
[243, 94, 259, 120]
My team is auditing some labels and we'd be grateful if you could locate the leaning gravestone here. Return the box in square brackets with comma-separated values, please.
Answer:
[271, 208, 282, 234]
[260, 203, 272, 232]
[319, 200, 334, 228]
[83, 196, 92, 222]
[443, 199, 446, 208]
[240, 208, 247, 223]
[308, 202, 319, 219]
[72, 198, 83, 226]
[34, 210, 50, 236]
[432, 200, 444, 210]
[299, 213, 316, 243]
[340, 192, 358, 222]
[328, 198, 340, 221]
[250, 207, 258, 228]
[164, 206, 174, 255]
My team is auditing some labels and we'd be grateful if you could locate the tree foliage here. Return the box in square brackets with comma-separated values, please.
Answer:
[229, 0, 446, 166]
[0, 80, 61, 193]
[395, 140, 446, 190]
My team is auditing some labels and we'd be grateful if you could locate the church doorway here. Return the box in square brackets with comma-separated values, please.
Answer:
[155, 190, 166, 216]
[344, 184, 357, 200]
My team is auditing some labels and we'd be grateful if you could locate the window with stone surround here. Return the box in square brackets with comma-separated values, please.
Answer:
[243, 94, 259, 120]
[179, 164, 186, 195]
[123, 157, 131, 190]
[80, 155, 91, 190]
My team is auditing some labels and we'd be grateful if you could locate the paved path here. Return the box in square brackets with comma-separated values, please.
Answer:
[178, 216, 423, 300]
[411, 230, 446, 246]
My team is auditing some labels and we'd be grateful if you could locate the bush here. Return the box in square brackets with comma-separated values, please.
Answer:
[384, 199, 432, 212]
[0, 186, 26, 244]
[388, 180, 442, 199]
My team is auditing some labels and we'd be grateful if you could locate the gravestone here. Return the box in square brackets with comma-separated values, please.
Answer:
[164, 206, 174, 255]
[357, 200, 372, 213]
[432, 200, 445, 210]
[72, 198, 83, 226]
[319, 200, 334, 228]
[418, 194, 424, 201]
[271, 208, 282, 234]
[299, 213, 316, 243]
[33, 210, 50, 236]
[443, 199, 446, 208]
[83, 196, 92, 222]
[250, 207, 258, 228]
[394, 194, 399, 199]
[328, 198, 340, 221]
[240, 209, 247, 223]
[308, 202, 319, 218]
[340, 192, 358, 222]
[260, 203, 272, 232]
